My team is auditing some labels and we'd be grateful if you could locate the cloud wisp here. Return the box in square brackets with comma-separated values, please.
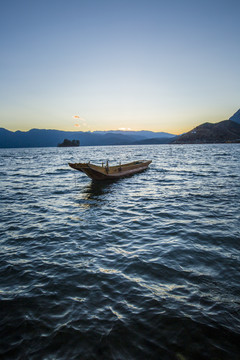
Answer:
[73, 115, 87, 129]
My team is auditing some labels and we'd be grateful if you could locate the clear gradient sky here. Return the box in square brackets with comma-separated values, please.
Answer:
[1, 0, 240, 134]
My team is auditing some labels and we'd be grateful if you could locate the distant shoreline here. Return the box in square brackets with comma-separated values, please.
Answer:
[0, 142, 240, 150]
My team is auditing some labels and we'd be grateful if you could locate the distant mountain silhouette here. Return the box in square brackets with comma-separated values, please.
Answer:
[229, 109, 240, 124]
[0, 128, 176, 148]
[174, 109, 240, 144]
[1, 110, 239, 148]
[93, 130, 175, 139]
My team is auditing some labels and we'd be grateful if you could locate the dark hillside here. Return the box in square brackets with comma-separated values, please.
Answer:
[174, 120, 240, 144]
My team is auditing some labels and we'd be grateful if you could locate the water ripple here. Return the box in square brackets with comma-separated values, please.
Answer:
[0, 145, 240, 359]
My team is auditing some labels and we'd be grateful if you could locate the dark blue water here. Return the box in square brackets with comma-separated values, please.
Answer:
[0, 144, 240, 360]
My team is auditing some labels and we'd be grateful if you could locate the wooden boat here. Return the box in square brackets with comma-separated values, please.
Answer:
[69, 160, 152, 180]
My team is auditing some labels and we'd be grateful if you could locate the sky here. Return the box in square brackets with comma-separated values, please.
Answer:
[0, 0, 240, 134]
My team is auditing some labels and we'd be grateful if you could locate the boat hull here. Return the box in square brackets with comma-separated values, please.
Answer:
[69, 160, 151, 180]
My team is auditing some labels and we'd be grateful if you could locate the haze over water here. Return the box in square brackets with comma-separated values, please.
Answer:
[0, 144, 240, 359]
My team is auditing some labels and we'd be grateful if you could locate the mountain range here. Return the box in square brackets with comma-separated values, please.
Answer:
[0, 128, 176, 148]
[0, 109, 239, 148]
[174, 109, 240, 144]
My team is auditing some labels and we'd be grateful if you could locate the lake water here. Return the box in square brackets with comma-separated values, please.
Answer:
[0, 144, 240, 360]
